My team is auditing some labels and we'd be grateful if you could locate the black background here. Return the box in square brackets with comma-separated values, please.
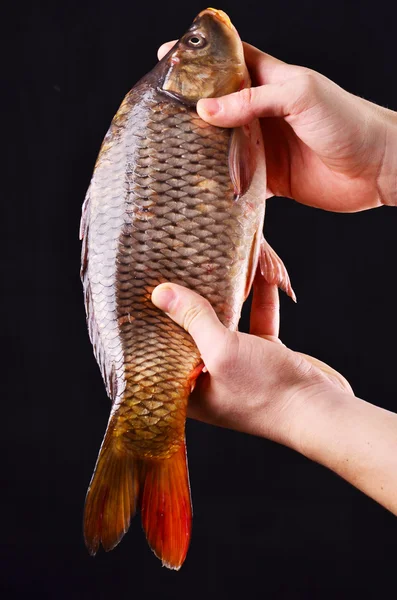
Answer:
[3, 0, 397, 598]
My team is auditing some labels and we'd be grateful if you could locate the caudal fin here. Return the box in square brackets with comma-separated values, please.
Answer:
[140, 443, 192, 570]
[84, 436, 192, 570]
[84, 437, 138, 555]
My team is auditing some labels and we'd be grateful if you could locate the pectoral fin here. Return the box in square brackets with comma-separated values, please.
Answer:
[228, 126, 257, 198]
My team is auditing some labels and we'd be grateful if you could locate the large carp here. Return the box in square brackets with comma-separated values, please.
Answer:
[80, 7, 294, 570]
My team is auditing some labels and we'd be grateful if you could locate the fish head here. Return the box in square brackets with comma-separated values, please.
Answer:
[160, 8, 249, 105]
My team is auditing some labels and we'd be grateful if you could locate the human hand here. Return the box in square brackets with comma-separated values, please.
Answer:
[152, 279, 397, 515]
[151, 275, 352, 449]
[158, 41, 397, 211]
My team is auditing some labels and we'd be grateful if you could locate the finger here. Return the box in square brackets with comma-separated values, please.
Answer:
[249, 270, 280, 338]
[196, 77, 301, 127]
[242, 42, 293, 85]
[157, 40, 177, 61]
[151, 283, 228, 362]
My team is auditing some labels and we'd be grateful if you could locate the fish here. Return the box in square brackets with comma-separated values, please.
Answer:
[80, 7, 295, 570]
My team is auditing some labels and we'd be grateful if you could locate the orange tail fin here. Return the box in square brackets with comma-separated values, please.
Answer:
[140, 444, 192, 570]
[84, 437, 138, 555]
[84, 436, 192, 570]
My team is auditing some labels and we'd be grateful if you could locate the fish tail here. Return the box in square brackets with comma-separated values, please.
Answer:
[140, 442, 192, 570]
[84, 430, 192, 570]
[84, 430, 139, 555]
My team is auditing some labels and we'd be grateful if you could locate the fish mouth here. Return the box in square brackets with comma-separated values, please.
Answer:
[198, 7, 235, 32]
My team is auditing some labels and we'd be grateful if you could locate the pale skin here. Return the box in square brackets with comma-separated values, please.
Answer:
[154, 42, 397, 515]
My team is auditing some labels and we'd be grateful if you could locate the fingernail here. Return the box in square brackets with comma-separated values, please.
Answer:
[198, 98, 221, 116]
[152, 284, 176, 312]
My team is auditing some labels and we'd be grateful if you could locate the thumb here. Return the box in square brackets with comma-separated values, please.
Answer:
[151, 283, 228, 362]
[197, 78, 303, 128]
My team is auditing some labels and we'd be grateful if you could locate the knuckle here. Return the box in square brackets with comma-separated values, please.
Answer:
[238, 87, 254, 115]
[285, 69, 321, 114]
[182, 300, 209, 333]
[239, 86, 253, 105]
[258, 300, 278, 313]
[295, 69, 320, 101]
[300, 69, 319, 89]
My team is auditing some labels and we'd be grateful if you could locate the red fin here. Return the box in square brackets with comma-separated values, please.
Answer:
[84, 431, 192, 569]
[188, 362, 204, 392]
[140, 443, 192, 570]
[84, 435, 138, 555]
[229, 126, 257, 198]
[259, 237, 297, 302]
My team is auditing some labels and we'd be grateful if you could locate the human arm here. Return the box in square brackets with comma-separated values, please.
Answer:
[295, 388, 397, 515]
[151, 279, 397, 516]
[158, 41, 397, 211]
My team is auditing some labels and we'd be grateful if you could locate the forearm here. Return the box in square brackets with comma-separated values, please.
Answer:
[291, 390, 397, 514]
[363, 98, 397, 207]
[379, 124, 397, 207]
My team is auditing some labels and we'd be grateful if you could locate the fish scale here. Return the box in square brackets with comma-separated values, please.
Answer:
[81, 7, 274, 568]
[111, 94, 249, 458]
[84, 88, 256, 452]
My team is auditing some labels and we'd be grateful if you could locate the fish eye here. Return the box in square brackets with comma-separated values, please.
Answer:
[186, 34, 206, 48]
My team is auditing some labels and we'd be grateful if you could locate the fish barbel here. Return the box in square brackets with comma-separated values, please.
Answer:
[80, 7, 295, 569]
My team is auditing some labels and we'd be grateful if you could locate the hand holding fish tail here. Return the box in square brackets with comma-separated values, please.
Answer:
[152, 281, 397, 517]
[158, 41, 397, 210]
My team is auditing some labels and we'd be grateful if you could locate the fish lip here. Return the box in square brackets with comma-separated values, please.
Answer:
[197, 7, 236, 32]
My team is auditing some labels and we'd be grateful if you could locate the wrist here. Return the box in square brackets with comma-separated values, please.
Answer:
[266, 349, 354, 452]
